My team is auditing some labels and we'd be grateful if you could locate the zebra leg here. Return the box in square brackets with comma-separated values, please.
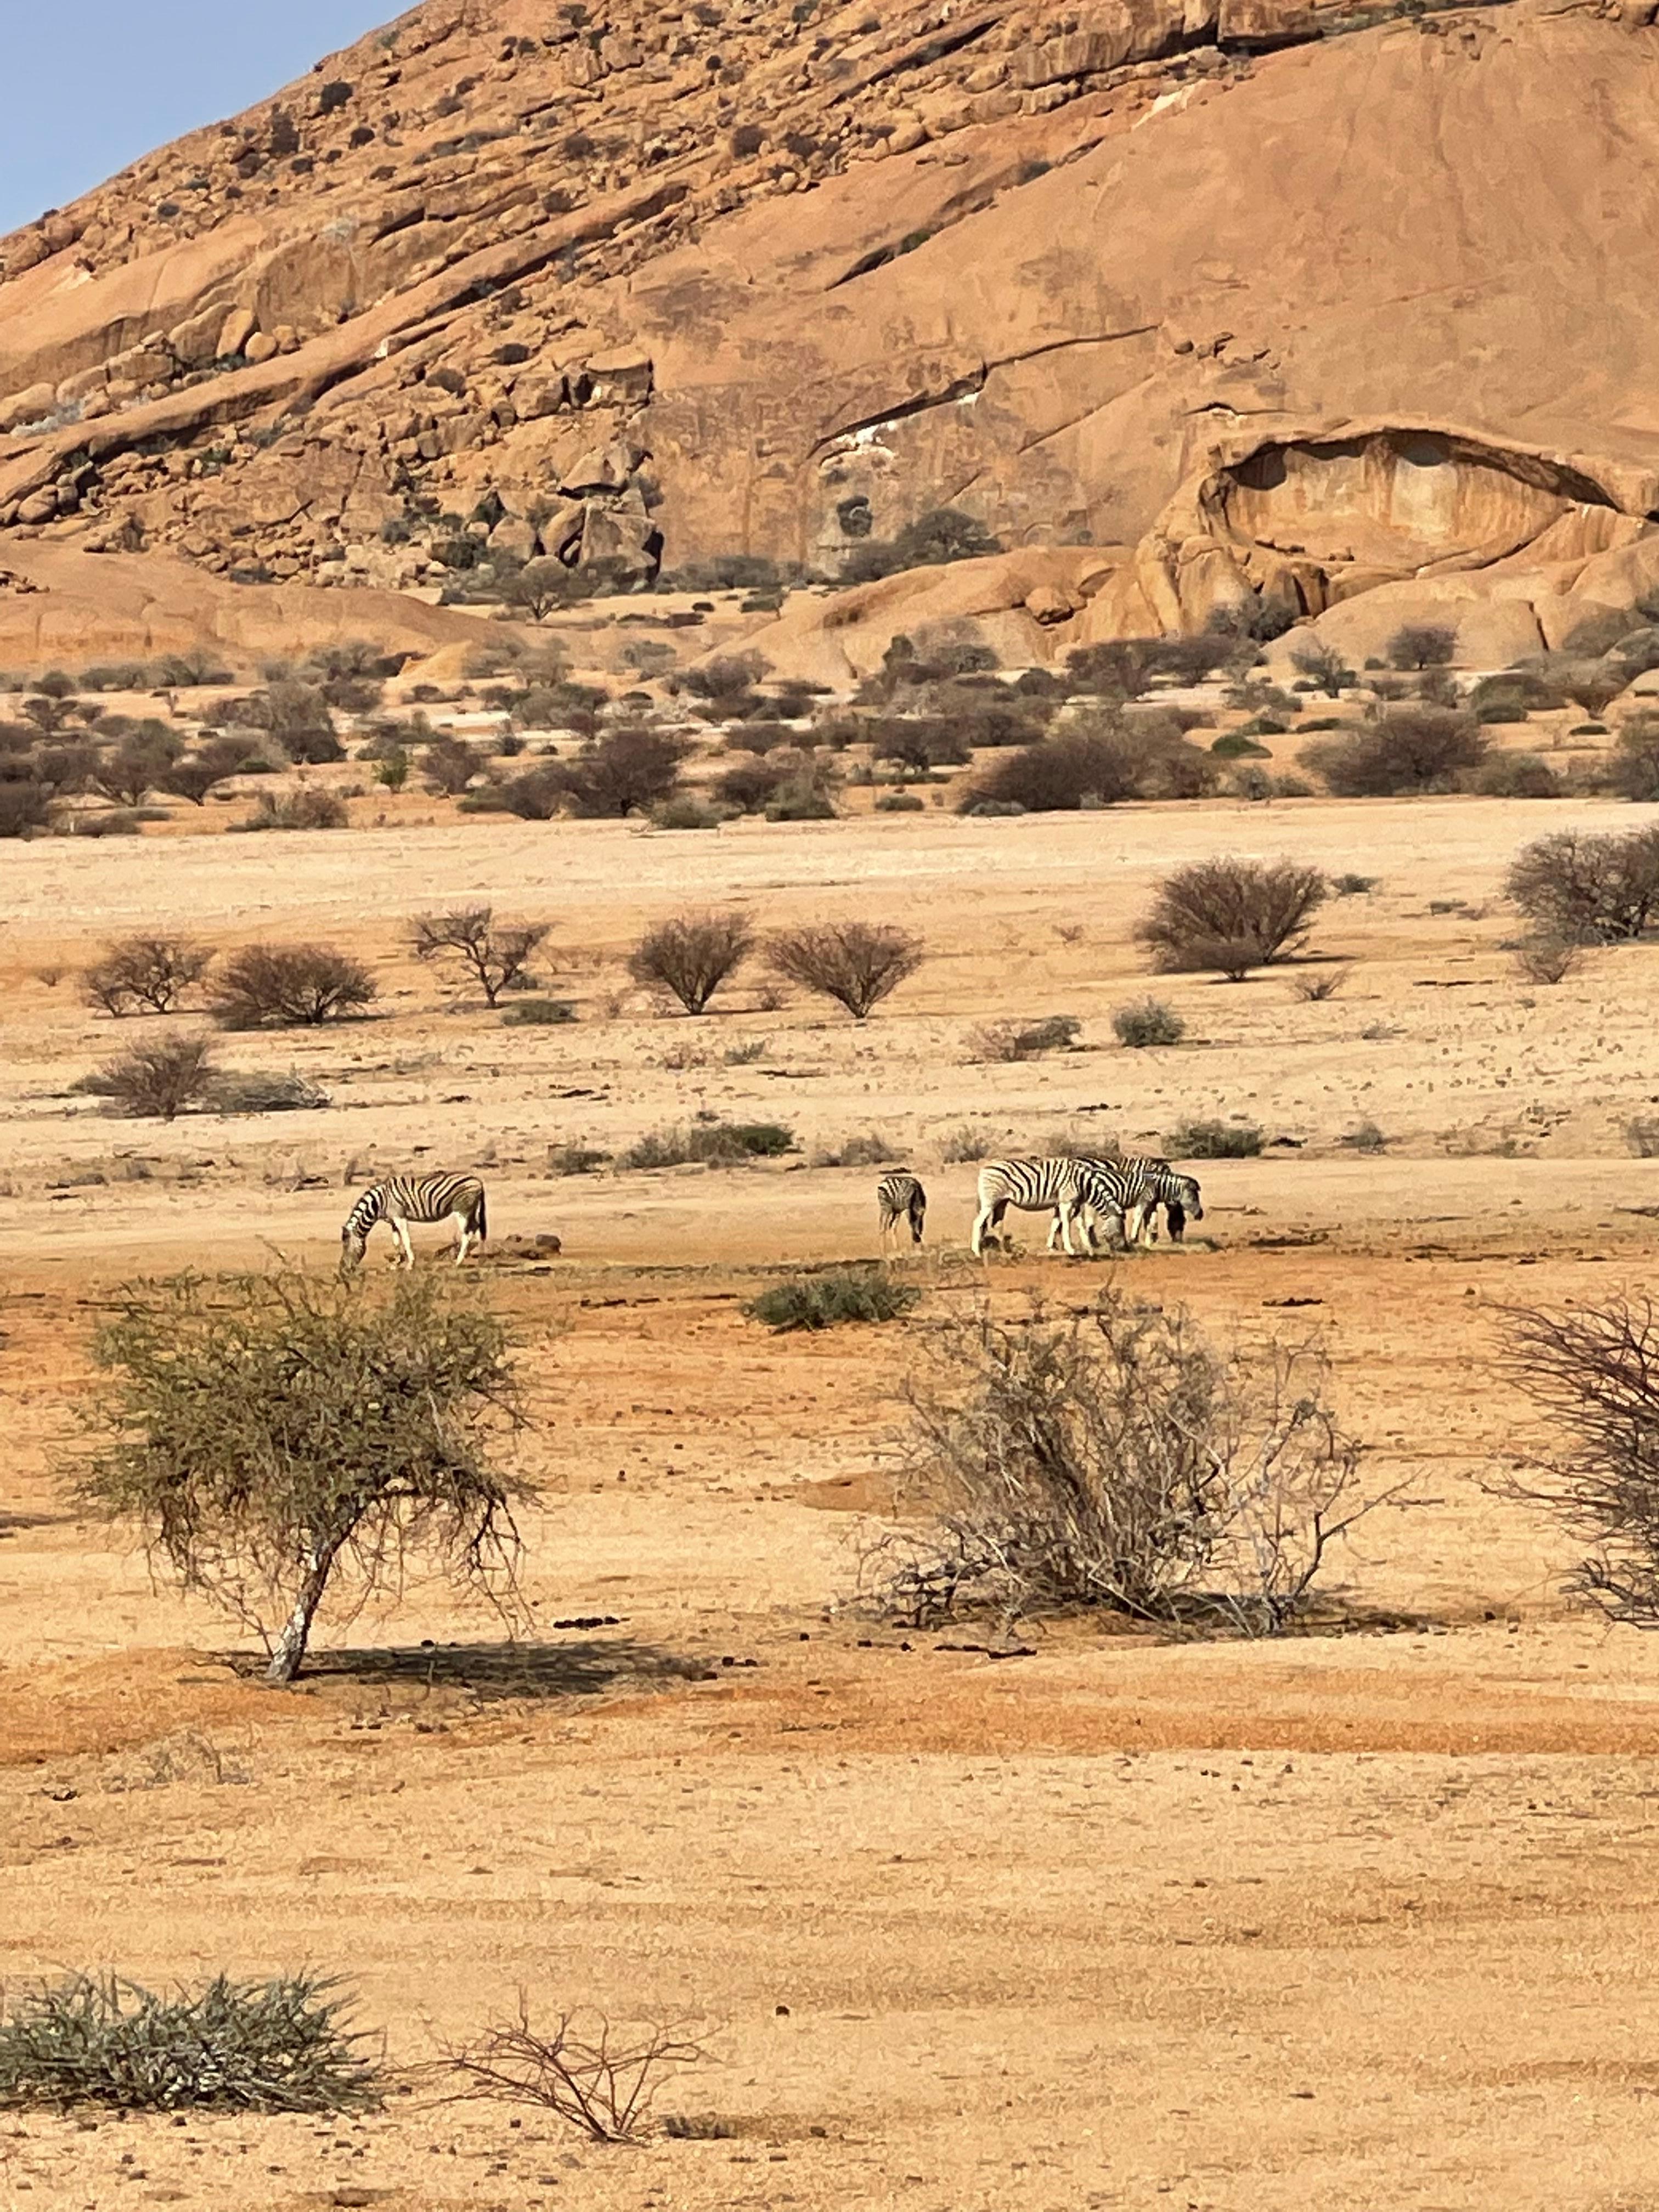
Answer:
[972, 1199, 1005, 1257]
[1057, 1199, 1080, 1257]
[1046, 1209, 1064, 1254]
[393, 1218, 416, 1268]
[454, 1216, 472, 1265]
[910, 1201, 924, 1246]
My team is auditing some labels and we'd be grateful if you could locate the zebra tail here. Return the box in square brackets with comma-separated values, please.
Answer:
[477, 1187, 488, 1243]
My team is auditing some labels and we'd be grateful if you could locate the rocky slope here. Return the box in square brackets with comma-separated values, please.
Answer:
[2, 0, 1658, 650]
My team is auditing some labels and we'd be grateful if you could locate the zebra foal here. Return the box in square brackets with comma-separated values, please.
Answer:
[972, 1156, 1120, 1258]
[876, 1170, 927, 1248]
[341, 1172, 488, 1269]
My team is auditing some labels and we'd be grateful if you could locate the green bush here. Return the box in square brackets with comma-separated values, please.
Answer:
[0, 1972, 379, 2114]
[1112, 998, 1186, 1047]
[1165, 1117, 1263, 1159]
[1211, 731, 1271, 759]
[622, 1121, 794, 1169]
[743, 1267, 919, 1333]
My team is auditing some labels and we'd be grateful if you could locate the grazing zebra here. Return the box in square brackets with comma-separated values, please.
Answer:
[972, 1156, 1123, 1257]
[1044, 1155, 1204, 1253]
[876, 1170, 927, 1248]
[341, 1173, 488, 1269]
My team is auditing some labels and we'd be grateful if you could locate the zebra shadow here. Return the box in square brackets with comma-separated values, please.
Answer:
[228, 1637, 714, 1705]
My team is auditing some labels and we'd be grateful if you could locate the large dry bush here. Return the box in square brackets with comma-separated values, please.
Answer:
[1137, 855, 1328, 979]
[1304, 706, 1487, 795]
[81, 934, 213, 1015]
[411, 906, 549, 1007]
[77, 1033, 217, 1120]
[561, 726, 692, 817]
[235, 787, 349, 832]
[212, 944, 376, 1028]
[1496, 1297, 1659, 1627]
[870, 1295, 1379, 1633]
[0, 775, 52, 837]
[1608, 713, 1659, 803]
[765, 920, 925, 1019]
[1506, 826, 1659, 942]
[74, 1270, 528, 1682]
[628, 909, 753, 1014]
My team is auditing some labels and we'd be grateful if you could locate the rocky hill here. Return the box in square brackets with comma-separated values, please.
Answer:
[4, 0, 1659, 659]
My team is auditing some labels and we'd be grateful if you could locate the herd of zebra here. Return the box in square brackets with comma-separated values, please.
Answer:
[337, 1156, 1203, 1268]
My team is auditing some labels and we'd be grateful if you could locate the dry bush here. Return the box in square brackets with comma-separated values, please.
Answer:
[0, 777, 52, 837]
[868, 1295, 1380, 1633]
[1386, 623, 1458, 671]
[241, 679, 342, 763]
[496, 763, 567, 820]
[1337, 1118, 1387, 1153]
[627, 910, 753, 1015]
[1624, 1115, 1659, 1158]
[765, 921, 924, 1020]
[212, 945, 376, 1028]
[937, 1124, 996, 1164]
[1609, 714, 1659, 804]
[1166, 1116, 1262, 1158]
[236, 787, 350, 832]
[0, 1972, 379, 2114]
[77, 1032, 217, 1121]
[810, 1131, 896, 1167]
[1287, 637, 1356, 696]
[208, 1069, 331, 1114]
[420, 733, 480, 795]
[961, 725, 1139, 811]
[81, 934, 214, 1015]
[744, 1267, 919, 1333]
[74, 1269, 527, 1681]
[1137, 856, 1328, 979]
[1510, 934, 1584, 986]
[1304, 707, 1487, 795]
[1290, 967, 1350, 1002]
[1111, 998, 1186, 1047]
[1506, 826, 1659, 942]
[160, 736, 259, 806]
[621, 1121, 793, 1169]
[93, 729, 180, 805]
[411, 906, 550, 1007]
[1472, 751, 1565, 799]
[966, 1014, 1081, 1063]
[445, 2002, 704, 2143]
[1495, 1297, 1659, 1627]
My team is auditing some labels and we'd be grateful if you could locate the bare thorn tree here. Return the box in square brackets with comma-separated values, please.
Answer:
[1494, 1297, 1659, 1626]
[1137, 857, 1328, 981]
[627, 909, 753, 1015]
[77, 1032, 217, 1121]
[81, 934, 215, 1015]
[410, 906, 551, 1008]
[765, 920, 926, 1020]
[71, 1270, 529, 1683]
[868, 1293, 1390, 1635]
[444, 2002, 707, 2142]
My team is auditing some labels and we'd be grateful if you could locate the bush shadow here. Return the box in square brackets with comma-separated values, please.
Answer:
[226, 1635, 714, 1704]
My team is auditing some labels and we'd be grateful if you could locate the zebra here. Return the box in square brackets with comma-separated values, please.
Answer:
[1043, 1156, 1204, 1254]
[876, 1170, 927, 1248]
[341, 1173, 488, 1269]
[971, 1156, 1125, 1258]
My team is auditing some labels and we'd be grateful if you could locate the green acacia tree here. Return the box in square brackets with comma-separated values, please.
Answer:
[73, 1271, 529, 1684]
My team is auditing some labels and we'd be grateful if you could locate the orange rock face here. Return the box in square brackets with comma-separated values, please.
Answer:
[1, 0, 1657, 642]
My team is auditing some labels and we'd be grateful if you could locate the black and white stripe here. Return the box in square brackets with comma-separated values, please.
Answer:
[341, 1173, 488, 1268]
[972, 1156, 1123, 1257]
[876, 1170, 927, 1247]
[1044, 1155, 1204, 1252]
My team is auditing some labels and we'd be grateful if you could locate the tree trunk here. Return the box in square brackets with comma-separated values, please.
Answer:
[264, 1537, 346, 1685]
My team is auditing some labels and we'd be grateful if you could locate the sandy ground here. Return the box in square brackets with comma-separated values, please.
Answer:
[7, 796, 1659, 2210]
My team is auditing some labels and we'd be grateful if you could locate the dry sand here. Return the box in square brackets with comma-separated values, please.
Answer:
[6, 795, 1659, 2210]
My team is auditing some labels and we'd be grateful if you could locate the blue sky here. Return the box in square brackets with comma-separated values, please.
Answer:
[0, 2, 398, 235]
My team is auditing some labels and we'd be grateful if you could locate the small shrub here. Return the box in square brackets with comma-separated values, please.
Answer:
[811, 1132, 898, 1168]
[1609, 715, 1659, 804]
[410, 907, 549, 1008]
[1111, 998, 1185, 1048]
[1511, 934, 1584, 986]
[81, 935, 213, 1016]
[1624, 1115, 1659, 1159]
[1288, 638, 1356, 696]
[765, 921, 925, 1020]
[743, 1267, 919, 1333]
[212, 945, 376, 1028]
[1386, 624, 1458, 671]
[938, 1124, 996, 1164]
[622, 1121, 793, 1169]
[1166, 1117, 1263, 1159]
[1137, 856, 1328, 979]
[0, 1972, 379, 2114]
[1506, 826, 1659, 941]
[967, 1015, 1081, 1061]
[1211, 730, 1272, 760]
[628, 910, 753, 1015]
[235, 788, 349, 832]
[1338, 1118, 1387, 1153]
[77, 1033, 217, 1121]
[420, 733, 479, 795]
[501, 997, 575, 1026]
[208, 1069, 331, 1114]
[1291, 967, 1350, 1002]
[764, 775, 838, 822]
[1474, 752, 1565, 799]
[876, 789, 926, 812]
[651, 797, 724, 830]
[1334, 873, 1378, 896]
[444, 2004, 704, 2144]
[548, 1143, 611, 1173]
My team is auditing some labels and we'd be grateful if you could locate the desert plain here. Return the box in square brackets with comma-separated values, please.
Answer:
[6, 791, 1659, 2212]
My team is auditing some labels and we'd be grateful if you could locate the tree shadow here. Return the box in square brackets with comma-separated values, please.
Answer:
[224, 1636, 715, 1703]
[0, 1510, 70, 1535]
